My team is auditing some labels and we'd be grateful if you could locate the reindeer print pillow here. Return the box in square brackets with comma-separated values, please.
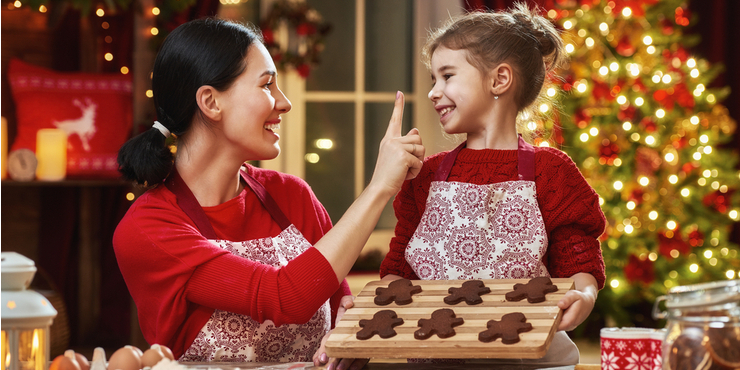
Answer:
[8, 58, 132, 178]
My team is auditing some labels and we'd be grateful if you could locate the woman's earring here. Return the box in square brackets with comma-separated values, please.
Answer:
[494, 95, 499, 100]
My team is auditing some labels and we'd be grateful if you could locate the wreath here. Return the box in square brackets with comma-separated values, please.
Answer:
[260, 0, 332, 78]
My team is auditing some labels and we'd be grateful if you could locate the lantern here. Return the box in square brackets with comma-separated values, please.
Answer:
[1, 252, 57, 370]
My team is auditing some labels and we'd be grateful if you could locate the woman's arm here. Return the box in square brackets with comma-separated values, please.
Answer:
[313, 92, 424, 284]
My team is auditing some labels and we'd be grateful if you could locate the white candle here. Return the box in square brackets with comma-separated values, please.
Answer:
[35, 129, 67, 181]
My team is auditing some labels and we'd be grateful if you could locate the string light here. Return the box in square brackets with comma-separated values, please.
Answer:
[589, 127, 599, 136]
[669, 175, 678, 184]
[610, 279, 620, 288]
[680, 188, 690, 197]
[643, 35, 653, 45]
[690, 69, 700, 78]
[647, 46, 656, 54]
[151, 7, 160, 15]
[120, 66, 129, 74]
[13, 0, 21, 7]
[585, 37, 595, 48]
[645, 135, 655, 145]
[563, 20, 574, 29]
[648, 210, 658, 219]
[146, 90, 154, 98]
[727, 270, 737, 279]
[666, 220, 677, 230]
[730, 210, 739, 221]
[626, 201, 636, 210]
[104, 53, 114, 61]
[96, 8, 105, 17]
[151, 27, 159, 36]
[622, 121, 632, 130]
[656, 109, 666, 118]
[613, 181, 623, 190]
[687, 58, 696, 68]
[622, 7, 632, 17]
[689, 264, 699, 273]
[639, 176, 649, 186]
[690, 115, 700, 125]
[126, 193, 135, 201]
[38, 5, 46, 12]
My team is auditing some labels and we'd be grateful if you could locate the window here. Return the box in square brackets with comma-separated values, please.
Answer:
[254, 0, 463, 253]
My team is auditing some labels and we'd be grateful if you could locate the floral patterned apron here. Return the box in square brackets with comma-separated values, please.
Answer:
[166, 168, 330, 362]
[405, 137, 579, 366]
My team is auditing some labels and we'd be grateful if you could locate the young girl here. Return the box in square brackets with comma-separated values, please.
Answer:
[113, 18, 422, 369]
[380, 4, 606, 367]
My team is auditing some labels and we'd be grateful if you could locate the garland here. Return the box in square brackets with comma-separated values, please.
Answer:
[260, 0, 331, 78]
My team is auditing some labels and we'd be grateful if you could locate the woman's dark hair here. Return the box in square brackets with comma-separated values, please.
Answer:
[117, 18, 263, 186]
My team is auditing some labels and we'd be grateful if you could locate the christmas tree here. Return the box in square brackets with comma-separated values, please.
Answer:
[530, 0, 740, 331]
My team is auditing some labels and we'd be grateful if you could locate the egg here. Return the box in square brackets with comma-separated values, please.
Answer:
[140, 346, 164, 368]
[155, 345, 175, 361]
[74, 352, 90, 370]
[50, 350, 81, 370]
[107, 346, 142, 370]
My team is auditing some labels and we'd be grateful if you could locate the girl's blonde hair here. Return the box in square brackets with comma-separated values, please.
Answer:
[422, 3, 566, 136]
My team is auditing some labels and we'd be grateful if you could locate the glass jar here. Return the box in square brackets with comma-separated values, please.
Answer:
[652, 279, 740, 370]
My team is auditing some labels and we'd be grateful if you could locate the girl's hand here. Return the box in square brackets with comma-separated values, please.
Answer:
[557, 272, 598, 331]
[369, 91, 424, 197]
[313, 295, 369, 370]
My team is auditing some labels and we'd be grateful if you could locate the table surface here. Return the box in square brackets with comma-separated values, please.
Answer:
[181, 362, 600, 369]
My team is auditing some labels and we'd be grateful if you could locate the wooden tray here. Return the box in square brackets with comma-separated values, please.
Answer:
[325, 278, 574, 359]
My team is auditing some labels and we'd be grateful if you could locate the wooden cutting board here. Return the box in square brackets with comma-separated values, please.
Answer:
[325, 278, 574, 359]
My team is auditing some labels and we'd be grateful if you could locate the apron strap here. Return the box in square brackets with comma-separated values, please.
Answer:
[240, 169, 292, 230]
[433, 141, 467, 182]
[434, 135, 536, 182]
[164, 167, 292, 239]
[517, 135, 536, 181]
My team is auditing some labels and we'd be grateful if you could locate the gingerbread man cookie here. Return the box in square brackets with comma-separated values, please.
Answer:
[414, 308, 464, 340]
[375, 278, 423, 306]
[478, 312, 533, 344]
[505, 276, 559, 303]
[356, 310, 405, 340]
[444, 280, 491, 305]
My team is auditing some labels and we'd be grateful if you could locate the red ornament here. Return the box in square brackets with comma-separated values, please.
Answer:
[658, 230, 691, 260]
[624, 254, 655, 285]
[688, 228, 704, 247]
[296, 23, 316, 36]
[592, 80, 613, 102]
[599, 140, 620, 165]
[575, 108, 591, 128]
[660, 19, 674, 35]
[616, 35, 635, 57]
[639, 117, 657, 133]
[262, 28, 275, 44]
[618, 105, 637, 122]
[629, 189, 644, 204]
[703, 189, 735, 214]
[675, 7, 691, 26]
[296, 64, 311, 78]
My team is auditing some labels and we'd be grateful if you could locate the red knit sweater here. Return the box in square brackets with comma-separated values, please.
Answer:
[113, 166, 351, 359]
[380, 146, 607, 289]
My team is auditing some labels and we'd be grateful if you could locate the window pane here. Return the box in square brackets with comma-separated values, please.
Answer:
[306, 0, 355, 91]
[365, 0, 413, 92]
[305, 102, 355, 224]
[364, 102, 414, 229]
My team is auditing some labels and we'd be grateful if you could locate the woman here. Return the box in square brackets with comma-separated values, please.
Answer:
[113, 18, 423, 370]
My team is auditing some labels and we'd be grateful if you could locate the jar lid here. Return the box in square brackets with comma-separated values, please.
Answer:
[664, 279, 740, 308]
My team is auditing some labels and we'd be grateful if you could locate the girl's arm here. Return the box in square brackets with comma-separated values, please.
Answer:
[557, 272, 598, 331]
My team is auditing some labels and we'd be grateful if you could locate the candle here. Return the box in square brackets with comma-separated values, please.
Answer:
[2, 117, 7, 180]
[35, 129, 67, 181]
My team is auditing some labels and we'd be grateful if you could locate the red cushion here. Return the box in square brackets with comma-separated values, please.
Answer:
[8, 58, 132, 178]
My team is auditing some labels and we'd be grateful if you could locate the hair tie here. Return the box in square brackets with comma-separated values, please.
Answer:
[152, 121, 171, 138]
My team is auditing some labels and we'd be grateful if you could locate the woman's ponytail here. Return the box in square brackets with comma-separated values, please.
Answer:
[117, 120, 174, 187]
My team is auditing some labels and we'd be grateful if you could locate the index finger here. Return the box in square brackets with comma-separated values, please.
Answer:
[384, 91, 405, 139]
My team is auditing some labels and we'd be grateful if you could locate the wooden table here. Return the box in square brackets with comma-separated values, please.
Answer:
[325, 279, 574, 360]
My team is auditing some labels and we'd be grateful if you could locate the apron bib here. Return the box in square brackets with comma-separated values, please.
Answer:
[166, 169, 331, 362]
[406, 136, 549, 280]
[405, 137, 579, 367]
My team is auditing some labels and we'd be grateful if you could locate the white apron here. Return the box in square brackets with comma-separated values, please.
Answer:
[166, 169, 331, 362]
[405, 137, 579, 367]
